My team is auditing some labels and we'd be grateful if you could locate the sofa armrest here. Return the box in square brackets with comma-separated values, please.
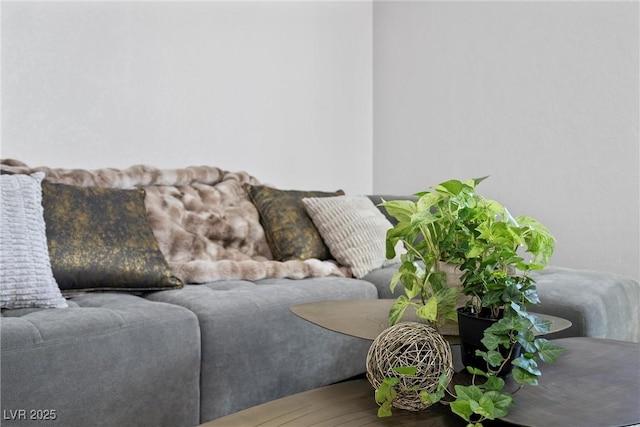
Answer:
[1, 293, 201, 427]
[531, 266, 639, 343]
[362, 265, 640, 343]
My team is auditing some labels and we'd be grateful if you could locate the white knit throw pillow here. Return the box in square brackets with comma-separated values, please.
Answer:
[302, 195, 396, 279]
[1, 172, 67, 309]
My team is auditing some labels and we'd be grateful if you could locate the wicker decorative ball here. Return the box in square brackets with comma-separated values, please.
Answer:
[366, 321, 454, 411]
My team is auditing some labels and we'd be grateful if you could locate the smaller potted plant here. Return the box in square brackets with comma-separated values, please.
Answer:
[379, 177, 565, 426]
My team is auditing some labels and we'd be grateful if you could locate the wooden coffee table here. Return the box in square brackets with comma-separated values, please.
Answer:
[200, 337, 640, 427]
[200, 377, 480, 427]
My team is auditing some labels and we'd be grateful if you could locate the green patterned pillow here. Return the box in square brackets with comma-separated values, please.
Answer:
[41, 182, 183, 292]
[244, 184, 344, 261]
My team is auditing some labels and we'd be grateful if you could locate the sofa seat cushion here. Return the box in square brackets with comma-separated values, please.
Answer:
[1, 293, 201, 427]
[145, 277, 378, 423]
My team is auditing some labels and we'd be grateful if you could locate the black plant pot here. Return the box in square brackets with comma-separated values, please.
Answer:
[457, 307, 521, 376]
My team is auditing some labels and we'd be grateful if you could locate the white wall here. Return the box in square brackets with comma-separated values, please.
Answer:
[3, 1, 638, 278]
[1, 1, 373, 194]
[373, 1, 639, 279]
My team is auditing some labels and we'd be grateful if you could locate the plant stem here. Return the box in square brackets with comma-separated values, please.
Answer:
[491, 341, 516, 375]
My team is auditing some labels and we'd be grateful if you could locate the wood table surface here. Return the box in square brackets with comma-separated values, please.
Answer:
[201, 337, 640, 427]
[199, 376, 498, 427]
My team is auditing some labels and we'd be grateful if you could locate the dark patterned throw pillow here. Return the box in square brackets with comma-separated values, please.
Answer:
[244, 184, 344, 261]
[41, 182, 183, 292]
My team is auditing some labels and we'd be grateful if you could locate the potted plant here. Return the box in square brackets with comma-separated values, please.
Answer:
[378, 177, 565, 426]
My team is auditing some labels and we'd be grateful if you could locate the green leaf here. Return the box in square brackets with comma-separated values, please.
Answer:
[429, 270, 447, 293]
[388, 296, 409, 326]
[380, 199, 416, 223]
[471, 176, 490, 187]
[481, 332, 508, 351]
[509, 301, 528, 318]
[501, 285, 522, 305]
[421, 390, 445, 404]
[530, 316, 552, 334]
[510, 303, 551, 334]
[523, 288, 541, 305]
[416, 192, 442, 212]
[392, 366, 417, 376]
[483, 350, 505, 368]
[435, 179, 464, 196]
[466, 366, 488, 377]
[481, 376, 505, 392]
[474, 394, 496, 419]
[375, 377, 398, 404]
[512, 366, 539, 385]
[411, 209, 438, 228]
[455, 385, 484, 402]
[377, 401, 393, 418]
[438, 371, 452, 388]
[535, 338, 566, 363]
[385, 223, 414, 259]
[512, 356, 541, 376]
[466, 243, 484, 258]
[402, 276, 421, 300]
[389, 271, 402, 294]
[434, 284, 458, 308]
[517, 215, 555, 267]
[416, 296, 438, 322]
[450, 400, 473, 421]
[479, 199, 506, 221]
[516, 331, 536, 353]
[484, 391, 513, 418]
[383, 377, 399, 387]
[385, 238, 399, 261]
[486, 317, 514, 334]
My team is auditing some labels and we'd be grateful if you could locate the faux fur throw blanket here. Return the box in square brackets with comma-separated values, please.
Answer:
[1, 159, 348, 283]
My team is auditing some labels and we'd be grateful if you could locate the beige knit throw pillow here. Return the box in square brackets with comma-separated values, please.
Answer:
[302, 195, 396, 278]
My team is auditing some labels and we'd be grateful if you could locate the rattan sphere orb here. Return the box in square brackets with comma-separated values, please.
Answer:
[366, 321, 454, 411]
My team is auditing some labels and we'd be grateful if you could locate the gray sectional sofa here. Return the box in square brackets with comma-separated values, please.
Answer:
[1, 162, 638, 427]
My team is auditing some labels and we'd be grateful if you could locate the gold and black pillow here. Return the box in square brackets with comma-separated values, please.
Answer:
[244, 184, 344, 261]
[41, 182, 183, 292]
